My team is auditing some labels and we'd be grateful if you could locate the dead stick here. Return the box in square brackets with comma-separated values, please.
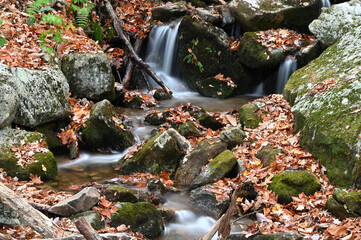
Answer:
[0, 182, 57, 238]
[123, 36, 144, 88]
[104, 0, 172, 95]
[75, 217, 102, 240]
[141, 69, 152, 90]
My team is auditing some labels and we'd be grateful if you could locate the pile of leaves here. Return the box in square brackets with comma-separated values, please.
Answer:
[123, 89, 157, 109]
[214, 73, 236, 87]
[0, 1, 101, 69]
[257, 29, 316, 52]
[11, 140, 49, 168]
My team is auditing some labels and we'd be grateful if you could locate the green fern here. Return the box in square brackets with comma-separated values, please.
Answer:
[76, 7, 89, 26]
[39, 29, 64, 54]
[0, 37, 7, 47]
[27, 0, 51, 25]
[42, 13, 66, 27]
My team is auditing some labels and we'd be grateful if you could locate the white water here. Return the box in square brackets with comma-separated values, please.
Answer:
[146, 20, 190, 94]
[276, 56, 297, 94]
[321, 0, 331, 8]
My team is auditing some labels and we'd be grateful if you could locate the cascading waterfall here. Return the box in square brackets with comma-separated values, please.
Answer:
[321, 0, 331, 8]
[276, 56, 297, 94]
[145, 20, 189, 93]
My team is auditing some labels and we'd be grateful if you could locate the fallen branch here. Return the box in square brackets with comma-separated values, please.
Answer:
[0, 182, 57, 238]
[28, 201, 51, 212]
[75, 217, 102, 240]
[104, 0, 172, 95]
[123, 36, 144, 89]
[141, 69, 152, 90]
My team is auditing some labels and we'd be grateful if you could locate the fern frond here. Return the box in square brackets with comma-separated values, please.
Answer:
[0, 37, 7, 47]
[42, 13, 65, 27]
[27, 0, 50, 16]
[76, 7, 89, 27]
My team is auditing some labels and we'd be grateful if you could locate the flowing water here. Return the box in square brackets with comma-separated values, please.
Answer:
[276, 56, 297, 94]
[321, 0, 331, 8]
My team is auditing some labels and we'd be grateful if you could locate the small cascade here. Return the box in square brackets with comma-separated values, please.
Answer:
[249, 82, 264, 96]
[145, 20, 189, 93]
[276, 56, 297, 94]
[321, 0, 331, 8]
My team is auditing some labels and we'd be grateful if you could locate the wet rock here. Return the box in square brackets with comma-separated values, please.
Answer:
[229, 0, 321, 32]
[268, 170, 321, 204]
[197, 76, 236, 98]
[152, 88, 172, 101]
[62, 53, 115, 100]
[70, 210, 105, 230]
[117, 129, 189, 176]
[0, 64, 70, 128]
[49, 187, 100, 217]
[189, 185, 230, 218]
[178, 16, 252, 96]
[104, 185, 138, 203]
[144, 111, 170, 125]
[147, 178, 167, 194]
[0, 84, 18, 129]
[325, 188, 361, 219]
[157, 206, 175, 223]
[81, 100, 135, 152]
[36, 124, 67, 154]
[151, 2, 188, 23]
[215, 5, 234, 27]
[177, 121, 202, 138]
[309, 0, 361, 47]
[283, 25, 361, 187]
[220, 127, 245, 149]
[110, 202, 164, 238]
[0, 128, 57, 180]
[0, 202, 21, 226]
[239, 102, 264, 129]
[193, 8, 222, 26]
[228, 232, 303, 240]
[190, 149, 237, 189]
[175, 139, 228, 186]
[256, 145, 282, 167]
[198, 114, 224, 130]
[294, 41, 322, 67]
[325, 197, 349, 220]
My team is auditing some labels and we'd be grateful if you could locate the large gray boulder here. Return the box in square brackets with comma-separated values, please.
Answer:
[0, 202, 21, 226]
[0, 64, 70, 128]
[49, 187, 100, 217]
[309, 0, 361, 47]
[229, 0, 321, 32]
[151, 2, 188, 22]
[0, 128, 57, 180]
[62, 53, 115, 100]
[0, 84, 18, 129]
[284, 25, 361, 187]
[81, 100, 135, 152]
[177, 16, 252, 96]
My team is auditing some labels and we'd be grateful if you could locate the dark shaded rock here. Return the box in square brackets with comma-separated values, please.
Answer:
[190, 149, 237, 189]
[193, 8, 222, 26]
[325, 197, 349, 220]
[175, 139, 228, 185]
[110, 202, 164, 238]
[220, 127, 245, 149]
[256, 145, 282, 167]
[198, 114, 224, 130]
[70, 211, 105, 230]
[152, 89, 172, 101]
[104, 185, 138, 203]
[49, 187, 100, 217]
[228, 232, 303, 240]
[178, 16, 252, 95]
[229, 0, 322, 32]
[147, 178, 167, 194]
[268, 170, 321, 204]
[196, 76, 236, 98]
[81, 100, 135, 152]
[144, 111, 170, 126]
[62, 53, 115, 100]
[239, 181, 258, 201]
[151, 2, 188, 22]
[36, 126, 67, 154]
[177, 121, 202, 137]
[0, 128, 57, 180]
[239, 102, 264, 129]
[190, 185, 230, 218]
[294, 41, 322, 67]
[330, 188, 361, 217]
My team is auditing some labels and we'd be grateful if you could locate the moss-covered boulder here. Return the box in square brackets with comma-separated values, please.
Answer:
[177, 121, 202, 137]
[228, 233, 303, 240]
[151, 2, 188, 22]
[81, 100, 135, 152]
[152, 89, 172, 101]
[175, 139, 228, 186]
[196, 76, 236, 98]
[178, 16, 252, 95]
[268, 170, 321, 204]
[198, 114, 224, 130]
[325, 197, 349, 220]
[239, 102, 264, 129]
[104, 185, 138, 203]
[283, 25, 361, 187]
[220, 127, 245, 149]
[110, 202, 163, 238]
[190, 185, 230, 218]
[229, 0, 321, 32]
[117, 129, 190, 176]
[0, 128, 57, 180]
[238, 32, 285, 69]
[144, 111, 170, 125]
[331, 188, 361, 217]
[256, 145, 282, 167]
[190, 149, 237, 189]
[62, 53, 115, 101]
[0, 64, 70, 128]
[309, 0, 361, 47]
[36, 124, 67, 154]
[70, 211, 105, 230]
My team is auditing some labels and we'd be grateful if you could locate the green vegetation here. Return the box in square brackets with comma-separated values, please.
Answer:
[183, 39, 204, 73]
